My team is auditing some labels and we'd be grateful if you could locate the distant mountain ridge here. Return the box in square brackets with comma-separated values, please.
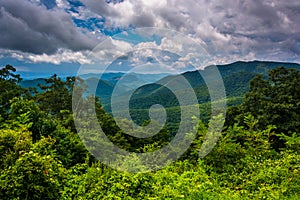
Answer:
[20, 60, 300, 111]
[19, 72, 170, 102]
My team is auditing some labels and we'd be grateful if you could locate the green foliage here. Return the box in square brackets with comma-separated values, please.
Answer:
[277, 132, 300, 152]
[1, 64, 300, 199]
[0, 65, 29, 118]
[228, 67, 300, 150]
[50, 124, 89, 167]
[0, 151, 64, 200]
[236, 67, 300, 133]
[0, 128, 32, 170]
[36, 74, 86, 119]
[0, 128, 65, 200]
[8, 97, 45, 141]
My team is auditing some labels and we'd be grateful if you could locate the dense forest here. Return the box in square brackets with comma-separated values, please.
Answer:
[1, 64, 300, 199]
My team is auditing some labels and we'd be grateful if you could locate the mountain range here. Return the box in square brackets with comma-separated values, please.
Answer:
[110, 61, 300, 111]
[20, 60, 300, 112]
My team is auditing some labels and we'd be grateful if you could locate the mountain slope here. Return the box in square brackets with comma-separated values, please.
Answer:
[126, 61, 300, 110]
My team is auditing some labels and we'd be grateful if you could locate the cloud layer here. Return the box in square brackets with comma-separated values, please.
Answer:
[83, 0, 300, 63]
[0, 0, 300, 67]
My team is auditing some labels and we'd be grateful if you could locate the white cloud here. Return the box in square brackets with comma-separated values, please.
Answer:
[56, 0, 67, 8]
[90, 37, 133, 63]
[28, 50, 92, 65]
[7, 49, 92, 65]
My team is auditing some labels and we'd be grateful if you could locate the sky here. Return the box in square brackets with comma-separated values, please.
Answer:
[0, 0, 300, 78]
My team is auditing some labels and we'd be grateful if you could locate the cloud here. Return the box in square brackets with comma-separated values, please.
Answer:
[26, 49, 92, 64]
[1, 0, 300, 73]
[0, 0, 101, 54]
[83, 0, 300, 63]
[2, 48, 91, 65]
[90, 37, 133, 64]
[81, 0, 120, 20]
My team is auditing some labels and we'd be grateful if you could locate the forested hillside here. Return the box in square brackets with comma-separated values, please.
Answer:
[128, 61, 300, 109]
[1, 64, 300, 199]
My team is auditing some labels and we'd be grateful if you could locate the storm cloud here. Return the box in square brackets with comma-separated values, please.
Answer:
[0, 0, 100, 54]
[83, 0, 300, 63]
[1, 0, 300, 65]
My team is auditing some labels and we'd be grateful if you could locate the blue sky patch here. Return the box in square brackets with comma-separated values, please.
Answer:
[67, 0, 84, 7]
[41, 0, 56, 9]
[112, 30, 163, 45]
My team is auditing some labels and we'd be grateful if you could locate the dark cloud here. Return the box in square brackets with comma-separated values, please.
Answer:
[242, 0, 280, 28]
[81, 0, 118, 17]
[224, 0, 300, 57]
[83, 0, 300, 62]
[0, 0, 100, 54]
[131, 13, 154, 27]
[1, 0, 300, 63]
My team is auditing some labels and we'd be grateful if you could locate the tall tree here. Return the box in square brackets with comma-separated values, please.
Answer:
[36, 75, 86, 119]
[0, 65, 27, 119]
[228, 66, 300, 149]
[244, 67, 299, 133]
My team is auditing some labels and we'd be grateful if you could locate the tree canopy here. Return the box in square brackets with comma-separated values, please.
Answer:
[0, 65, 300, 199]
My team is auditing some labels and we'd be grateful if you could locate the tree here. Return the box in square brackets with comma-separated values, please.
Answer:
[245, 67, 300, 133]
[36, 75, 86, 119]
[228, 66, 300, 149]
[0, 65, 28, 119]
[8, 97, 45, 142]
